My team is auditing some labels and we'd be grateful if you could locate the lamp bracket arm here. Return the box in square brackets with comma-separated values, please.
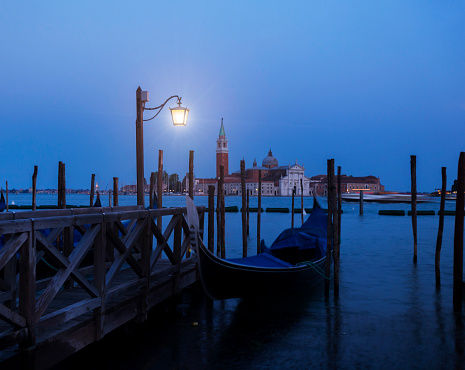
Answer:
[143, 95, 181, 122]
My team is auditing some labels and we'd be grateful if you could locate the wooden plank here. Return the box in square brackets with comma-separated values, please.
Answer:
[35, 224, 101, 320]
[0, 219, 32, 234]
[0, 232, 27, 270]
[0, 303, 27, 328]
[106, 228, 143, 277]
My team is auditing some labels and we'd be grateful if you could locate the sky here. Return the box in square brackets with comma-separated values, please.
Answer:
[1, 1, 464, 192]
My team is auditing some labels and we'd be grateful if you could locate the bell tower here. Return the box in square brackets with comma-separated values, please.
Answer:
[216, 118, 229, 178]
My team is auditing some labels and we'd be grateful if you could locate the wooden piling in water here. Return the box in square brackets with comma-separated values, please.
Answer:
[58, 162, 62, 208]
[241, 160, 247, 257]
[257, 170, 262, 254]
[208, 185, 215, 253]
[189, 150, 194, 200]
[113, 177, 119, 207]
[58, 162, 66, 209]
[246, 191, 250, 236]
[157, 150, 163, 229]
[337, 166, 342, 245]
[435, 167, 447, 287]
[325, 159, 334, 295]
[291, 186, 295, 228]
[453, 152, 465, 312]
[5, 181, 8, 212]
[216, 176, 221, 256]
[411, 155, 417, 264]
[149, 172, 155, 209]
[90, 174, 95, 207]
[109, 190, 112, 206]
[32, 166, 38, 211]
[300, 178, 304, 224]
[220, 165, 225, 258]
[333, 162, 339, 297]
[359, 190, 363, 215]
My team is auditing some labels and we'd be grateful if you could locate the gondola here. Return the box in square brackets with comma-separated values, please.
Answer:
[186, 196, 329, 300]
[0, 190, 5, 212]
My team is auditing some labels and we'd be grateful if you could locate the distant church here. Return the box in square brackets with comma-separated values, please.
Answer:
[194, 120, 313, 196]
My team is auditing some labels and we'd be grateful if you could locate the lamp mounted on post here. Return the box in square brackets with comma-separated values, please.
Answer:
[135, 86, 189, 207]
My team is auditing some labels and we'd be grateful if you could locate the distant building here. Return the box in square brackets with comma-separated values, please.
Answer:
[310, 174, 384, 196]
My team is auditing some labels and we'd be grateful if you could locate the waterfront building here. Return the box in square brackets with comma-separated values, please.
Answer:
[310, 174, 384, 196]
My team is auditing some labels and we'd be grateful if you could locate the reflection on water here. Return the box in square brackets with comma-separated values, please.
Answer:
[25, 195, 464, 368]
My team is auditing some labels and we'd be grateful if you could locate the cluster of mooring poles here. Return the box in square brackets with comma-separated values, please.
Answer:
[409, 153, 465, 313]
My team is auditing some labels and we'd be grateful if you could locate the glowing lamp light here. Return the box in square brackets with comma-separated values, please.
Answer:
[170, 98, 189, 126]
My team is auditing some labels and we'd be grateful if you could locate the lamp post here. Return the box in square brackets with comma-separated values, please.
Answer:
[135, 86, 189, 207]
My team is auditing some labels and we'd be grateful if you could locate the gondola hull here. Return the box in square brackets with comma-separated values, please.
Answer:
[197, 241, 327, 300]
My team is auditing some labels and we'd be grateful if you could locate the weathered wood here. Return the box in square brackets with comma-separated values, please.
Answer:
[5, 181, 8, 212]
[136, 86, 145, 207]
[61, 162, 66, 209]
[113, 177, 119, 207]
[90, 174, 95, 207]
[359, 190, 364, 215]
[58, 161, 62, 209]
[436, 167, 447, 287]
[189, 150, 194, 200]
[411, 155, 417, 263]
[208, 186, 215, 253]
[220, 165, 225, 258]
[337, 166, 342, 249]
[300, 178, 304, 225]
[325, 159, 334, 295]
[246, 191, 249, 236]
[257, 170, 262, 254]
[333, 163, 339, 297]
[241, 160, 247, 257]
[32, 166, 38, 211]
[453, 152, 465, 312]
[291, 186, 295, 228]
[216, 175, 221, 257]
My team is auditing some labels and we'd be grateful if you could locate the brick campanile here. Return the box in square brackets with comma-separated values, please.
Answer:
[216, 118, 229, 178]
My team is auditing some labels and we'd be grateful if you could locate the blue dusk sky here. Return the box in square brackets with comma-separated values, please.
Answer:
[1, 1, 464, 192]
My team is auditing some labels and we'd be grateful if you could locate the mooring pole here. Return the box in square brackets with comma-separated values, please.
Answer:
[359, 190, 363, 215]
[291, 186, 295, 228]
[325, 159, 334, 295]
[189, 150, 194, 200]
[90, 174, 95, 207]
[5, 181, 8, 212]
[257, 170, 262, 254]
[157, 150, 163, 229]
[208, 185, 215, 253]
[300, 178, 304, 224]
[32, 166, 38, 211]
[220, 165, 225, 258]
[113, 177, 119, 207]
[241, 160, 247, 257]
[334, 165, 341, 297]
[411, 155, 418, 264]
[453, 152, 465, 312]
[246, 191, 250, 236]
[436, 167, 446, 287]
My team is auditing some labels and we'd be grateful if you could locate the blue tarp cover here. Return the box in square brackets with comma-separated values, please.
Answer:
[269, 205, 327, 260]
[227, 252, 293, 267]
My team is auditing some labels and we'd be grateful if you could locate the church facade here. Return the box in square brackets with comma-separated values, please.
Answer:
[194, 121, 313, 196]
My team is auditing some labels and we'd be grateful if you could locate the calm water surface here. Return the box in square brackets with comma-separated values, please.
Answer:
[8, 194, 465, 369]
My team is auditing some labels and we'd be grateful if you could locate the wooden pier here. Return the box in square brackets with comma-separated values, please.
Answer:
[0, 205, 204, 369]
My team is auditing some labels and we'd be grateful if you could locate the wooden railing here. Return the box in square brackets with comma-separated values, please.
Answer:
[0, 205, 204, 359]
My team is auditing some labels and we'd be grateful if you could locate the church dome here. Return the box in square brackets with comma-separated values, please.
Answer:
[262, 149, 278, 168]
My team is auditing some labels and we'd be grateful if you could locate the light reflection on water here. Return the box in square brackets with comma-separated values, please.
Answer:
[12, 194, 463, 369]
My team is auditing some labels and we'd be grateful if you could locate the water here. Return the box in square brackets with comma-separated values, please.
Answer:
[7, 194, 465, 368]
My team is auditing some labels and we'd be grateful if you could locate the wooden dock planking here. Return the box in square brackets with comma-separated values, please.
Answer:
[0, 205, 204, 369]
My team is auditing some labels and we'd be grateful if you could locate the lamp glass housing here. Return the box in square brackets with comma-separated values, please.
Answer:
[170, 106, 189, 126]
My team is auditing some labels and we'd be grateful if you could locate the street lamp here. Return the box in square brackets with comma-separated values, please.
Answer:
[136, 86, 189, 206]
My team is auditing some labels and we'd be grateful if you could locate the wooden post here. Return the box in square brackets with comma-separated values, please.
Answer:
[90, 174, 95, 207]
[136, 86, 145, 207]
[411, 155, 417, 264]
[246, 191, 250, 236]
[108, 190, 111, 206]
[32, 166, 38, 211]
[216, 176, 221, 257]
[157, 150, 163, 229]
[208, 185, 215, 253]
[241, 160, 247, 257]
[436, 167, 447, 287]
[58, 161, 62, 208]
[359, 190, 363, 215]
[5, 181, 8, 212]
[332, 162, 339, 297]
[149, 172, 155, 209]
[189, 150, 194, 200]
[291, 186, 295, 228]
[325, 159, 334, 295]
[220, 165, 225, 258]
[337, 166, 342, 250]
[257, 170, 262, 254]
[453, 152, 465, 312]
[300, 178, 304, 224]
[113, 177, 119, 207]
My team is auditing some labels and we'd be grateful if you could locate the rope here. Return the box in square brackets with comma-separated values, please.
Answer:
[295, 260, 331, 279]
[41, 257, 59, 272]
